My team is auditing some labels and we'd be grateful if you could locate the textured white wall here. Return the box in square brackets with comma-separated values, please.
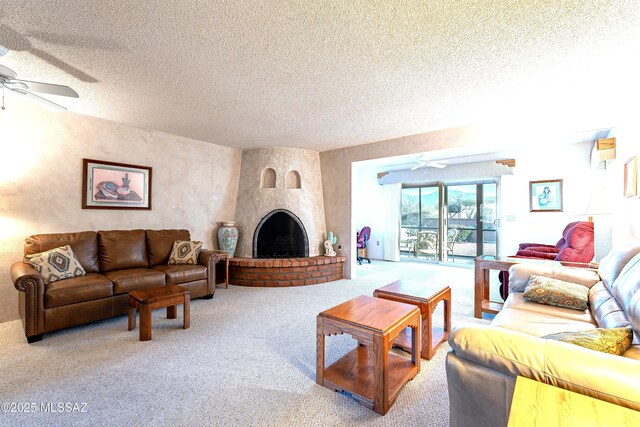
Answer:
[353, 165, 385, 260]
[234, 148, 327, 257]
[498, 141, 593, 256]
[604, 127, 640, 245]
[0, 102, 242, 322]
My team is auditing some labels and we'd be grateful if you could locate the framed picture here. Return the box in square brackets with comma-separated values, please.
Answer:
[82, 159, 152, 209]
[624, 156, 637, 198]
[529, 179, 563, 212]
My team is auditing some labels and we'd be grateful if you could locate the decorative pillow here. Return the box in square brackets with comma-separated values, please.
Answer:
[168, 241, 203, 265]
[543, 327, 633, 356]
[522, 275, 589, 311]
[27, 245, 86, 284]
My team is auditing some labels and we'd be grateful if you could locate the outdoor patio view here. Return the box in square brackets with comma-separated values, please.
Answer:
[400, 182, 497, 264]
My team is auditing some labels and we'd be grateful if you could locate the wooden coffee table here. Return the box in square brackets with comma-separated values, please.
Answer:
[373, 280, 451, 360]
[316, 295, 421, 415]
[128, 285, 190, 341]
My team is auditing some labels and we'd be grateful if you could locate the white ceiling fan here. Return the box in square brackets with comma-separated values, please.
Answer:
[0, 44, 79, 112]
[409, 154, 449, 170]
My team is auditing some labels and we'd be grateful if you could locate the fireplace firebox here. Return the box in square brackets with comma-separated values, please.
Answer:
[253, 209, 309, 258]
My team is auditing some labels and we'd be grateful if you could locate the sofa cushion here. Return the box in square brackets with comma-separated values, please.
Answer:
[505, 292, 595, 324]
[151, 264, 207, 284]
[44, 273, 113, 308]
[492, 306, 596, 337]
[168, 241, 202, 265]
[24, 231, 100, 273]
[146, 229, 191, 266]
[27, 245, 86, 284]
[98, 230, 148, 272]
[523, 275, 589, 311]
[589, 282, 631, 330]
[598, 239, 640, 290]
[624, 345, 640, 360]
[508, 264, 599, 293]
[542, 327, 633, 356]
[104, 268, 165, 294]
[608, 252, 640, 344]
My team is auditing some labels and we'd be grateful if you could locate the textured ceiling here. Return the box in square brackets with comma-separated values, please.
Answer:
[1, 1, 639, 151]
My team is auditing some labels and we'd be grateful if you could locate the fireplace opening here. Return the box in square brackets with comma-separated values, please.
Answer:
[253, 209, 309, 258]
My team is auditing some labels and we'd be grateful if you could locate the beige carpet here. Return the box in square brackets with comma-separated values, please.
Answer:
[0, 261, 488, 426]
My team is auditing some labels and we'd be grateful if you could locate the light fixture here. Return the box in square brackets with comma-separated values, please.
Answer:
[590, 138, 616, 169]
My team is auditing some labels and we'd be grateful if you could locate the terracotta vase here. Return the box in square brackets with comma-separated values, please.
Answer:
[217, 221, 239, 257]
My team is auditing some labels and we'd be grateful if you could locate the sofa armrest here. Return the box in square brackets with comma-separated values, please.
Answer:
[515, 249, 558, 260]
[10, 262, 46, 338]
[518, 246, 558, 254]
[11, 262, 42, 291]
[508, 263, 600, 293]
[198, 250, 221, 295]
[518, 242, 556, 250]
[449, 326, 640, 411]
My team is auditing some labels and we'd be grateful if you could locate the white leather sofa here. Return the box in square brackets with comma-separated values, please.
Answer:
[446, 240, 640, 427]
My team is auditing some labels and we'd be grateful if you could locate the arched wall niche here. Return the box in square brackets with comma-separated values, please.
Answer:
[261, 168, 276, 189]
[285, 170, 301, 189]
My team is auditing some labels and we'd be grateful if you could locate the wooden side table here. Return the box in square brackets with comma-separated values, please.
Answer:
[474, 256, 516, 318]
[128, 285, 190, 341]
[212, 250, 229, 288]
[374, 280, 451, 360]
[508, 376, 640, 426]
[316, 295, 420, 415]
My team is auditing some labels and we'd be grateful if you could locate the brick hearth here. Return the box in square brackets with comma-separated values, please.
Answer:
[229, 256, 346, 287]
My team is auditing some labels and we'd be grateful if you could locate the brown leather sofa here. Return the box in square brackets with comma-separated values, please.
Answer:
[11, 229, 223, 343]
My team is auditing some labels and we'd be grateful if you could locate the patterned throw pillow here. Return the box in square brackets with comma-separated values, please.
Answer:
[168, 241, 203, 265]
[543, 327, 633, 356]
[27, 245, 86, 284]
[523, 275, 589, 311]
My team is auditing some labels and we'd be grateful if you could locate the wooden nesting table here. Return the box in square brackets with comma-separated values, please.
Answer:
[128, 285, 190, 341]
[316, 295, 421, 415]
[374, 280, 451, 360]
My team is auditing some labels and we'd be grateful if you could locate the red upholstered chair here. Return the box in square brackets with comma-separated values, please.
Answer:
[515, 221, 594, 263]
[499, 221, 594, 298]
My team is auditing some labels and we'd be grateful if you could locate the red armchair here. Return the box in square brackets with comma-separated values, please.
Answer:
[515, 221, 594, 263]
[498, 221, 594, 299]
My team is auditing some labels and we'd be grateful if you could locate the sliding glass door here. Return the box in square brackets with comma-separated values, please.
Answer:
[400, 185, 440, 260]
[446, 182, 497, 261]
[401, 180, 498, 263]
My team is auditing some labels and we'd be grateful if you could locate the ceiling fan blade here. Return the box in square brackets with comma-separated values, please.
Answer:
[428, 162, 447, 169]
[0, 44, 8, 56]
[0, 63, 18, 79]
[13, 79, 79, 98]
[410, 161, 427, 171]
[7, 88, 67, 112]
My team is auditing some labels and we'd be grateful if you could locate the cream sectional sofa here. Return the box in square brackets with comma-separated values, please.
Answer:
[446, 240, 640, 427]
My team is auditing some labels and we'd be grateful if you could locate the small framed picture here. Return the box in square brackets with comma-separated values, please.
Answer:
[530, 179, 563, 212]
[624, 156, 637, 198]
[82, 159, 152, 209]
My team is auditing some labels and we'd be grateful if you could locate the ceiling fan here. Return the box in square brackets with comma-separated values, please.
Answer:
[409, 154, 449, 170]
[0, 44, 79, 112]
